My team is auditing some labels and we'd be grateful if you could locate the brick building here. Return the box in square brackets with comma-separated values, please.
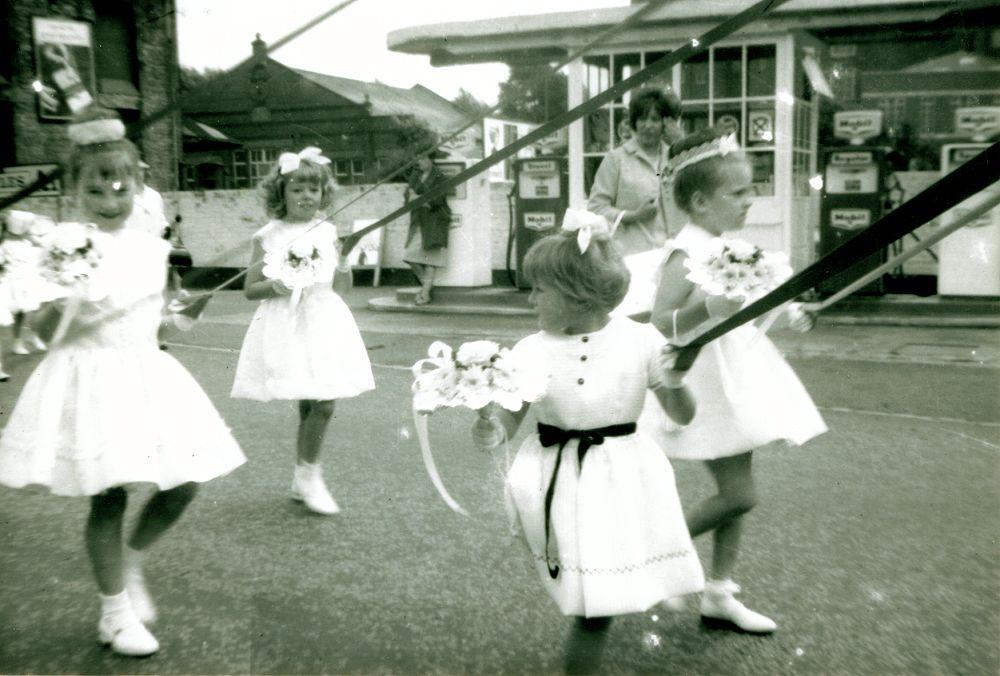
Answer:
[179, 36, 469, 190]
[0, 0, 181, 193]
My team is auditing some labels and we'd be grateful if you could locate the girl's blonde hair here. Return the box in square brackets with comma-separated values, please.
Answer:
[671, 126, 748, 213]
[66, 106, 141, 186]
[522, 230, 630, 313]
[258, 157, 336, 219]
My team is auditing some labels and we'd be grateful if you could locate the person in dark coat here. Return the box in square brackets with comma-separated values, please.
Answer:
[403, 154, 452, 305]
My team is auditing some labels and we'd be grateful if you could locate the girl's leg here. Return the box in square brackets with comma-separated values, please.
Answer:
[86, 488, 129, 595]
[563, 616, 613, 675]
[686, 452, 776, 633]
[407, 262, 424, 288]
[123, 482, 199, 624]
[292, 400, 339, 514]
[88, 488, 159, 656]
[0, 342, 9, 381]
[11, 312, 28, 354]
[686, 452, 756, 579]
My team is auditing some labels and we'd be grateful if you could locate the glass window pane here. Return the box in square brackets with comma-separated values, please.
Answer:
[584, 108, 611, 153]
[351, 159, 365, 175]
[584, 155, 605, 195]
[680, 102, 709, 135]
[747, 151, 774, 196]
[613, 52, 641, 105]
[746, 102, 775, 146]
[612, 106, 632, 147]
[643, 51, 673, 93]
[681, 51, 709, 100]
[713, 47, 742, 99]
[583, 55, 611, 99]
[713, 104, 742, 142]
[747, 45, 776, 97]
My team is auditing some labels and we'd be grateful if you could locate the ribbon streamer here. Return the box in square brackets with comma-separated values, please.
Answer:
[411, 404, 470, 516]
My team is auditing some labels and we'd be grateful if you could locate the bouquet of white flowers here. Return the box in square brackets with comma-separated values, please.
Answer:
[36, 222, 110, 301]
[261, 230, 336, 306]
[683, 237, 792, 304]
[411, 340, 548, 514]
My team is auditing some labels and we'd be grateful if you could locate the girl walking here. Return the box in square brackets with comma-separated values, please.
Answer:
[641, 127, 826, 633]
[231, 147, 374, 515]
[473, 218, 703, 673]
[0, 107, 246, 656]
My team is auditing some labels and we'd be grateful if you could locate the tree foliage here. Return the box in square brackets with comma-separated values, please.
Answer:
[179, 66, 226, 92]
[497, 64, 568, 123]
[451, 88, 491, 119]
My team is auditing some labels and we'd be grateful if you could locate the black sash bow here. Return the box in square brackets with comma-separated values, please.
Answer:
[537, 421, 637, 579]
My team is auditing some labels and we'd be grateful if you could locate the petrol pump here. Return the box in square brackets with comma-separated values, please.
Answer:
[513, 157, 568, 288]
[937, 111, 1000, 296]
[818, 111, 889, 295]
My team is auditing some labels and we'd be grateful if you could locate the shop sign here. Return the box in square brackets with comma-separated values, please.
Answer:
[32, 17, 97, 120]
[830, 209, 871, 230]
[829, 151, 873, 166]
[523, 212, 556, 231]
[833, 111, 882, 145]
[748, 111, 773, 141]
[955, 107, 1000, 141]
[0, 164, 61, 198]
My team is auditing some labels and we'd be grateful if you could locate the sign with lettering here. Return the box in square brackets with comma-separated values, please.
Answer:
[0, 164, 61, 198]
[824, 165, 878, 194]
[955, 107, 1000, 141]
[32, 17, 96, 120]
[830, 209, 871, 230]
[829, 151, 873, 166]
[523, 212, 556, 231]
[833, 111, 882, 145]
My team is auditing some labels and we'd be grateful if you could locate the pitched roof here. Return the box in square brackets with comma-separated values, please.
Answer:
[293, 68, 467, 133]
[902, 51, 1000, 72]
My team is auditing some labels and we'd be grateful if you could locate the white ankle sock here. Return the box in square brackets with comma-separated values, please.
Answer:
[100, 590, 131, 615]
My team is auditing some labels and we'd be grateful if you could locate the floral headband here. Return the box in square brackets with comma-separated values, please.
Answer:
[67, 118, 126, 146]
[279, 146, 331, 175]
[668, 133, 741, 174]
[561, 208, 610, 253]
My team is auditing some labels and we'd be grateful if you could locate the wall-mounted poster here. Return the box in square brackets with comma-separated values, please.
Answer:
[32, 17, 96, 120]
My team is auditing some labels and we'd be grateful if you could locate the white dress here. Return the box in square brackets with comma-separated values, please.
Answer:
[230, 220, 375, 401]
[637, 224, 828, 459]
[0, 228, 246, 497]
[505, 317, 704, 618]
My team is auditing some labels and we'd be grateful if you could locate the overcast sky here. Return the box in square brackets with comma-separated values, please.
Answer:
[175, 0, 628, 104]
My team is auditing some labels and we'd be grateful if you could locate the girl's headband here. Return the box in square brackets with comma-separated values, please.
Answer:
[67, 118, 126, 146]
[561, 208, 610, 253]
[278, 146, 331, 175]
[668, 133, 741, 174]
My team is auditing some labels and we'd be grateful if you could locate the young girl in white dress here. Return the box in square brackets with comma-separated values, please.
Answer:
[231, 148, 374, 515]
[0, 107, 246, 657]
[639, 127, 827, 634]
[472, 219, 704, 674]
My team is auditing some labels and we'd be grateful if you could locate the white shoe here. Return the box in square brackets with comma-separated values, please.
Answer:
[98, 606, 159, 656]
[291, 464, 340, 515]
[124, 551, 157, 625]
[661, 595, 688, 612]
[10, 339, 29, 355]
[700, 579, 777, 634]
[26, 332, 47, 352]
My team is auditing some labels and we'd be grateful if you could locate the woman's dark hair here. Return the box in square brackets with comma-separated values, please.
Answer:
[628, 87, 682, 129]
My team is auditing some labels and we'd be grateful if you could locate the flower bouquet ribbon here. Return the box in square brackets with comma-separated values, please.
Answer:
[411, 340, 548, 515]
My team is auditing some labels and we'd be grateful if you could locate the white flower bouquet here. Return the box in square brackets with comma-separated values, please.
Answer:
[412, 340, 547, 415]
[683, 237, 792, 304]
[36, 221, 110, 302]
[261, 232, 336, 306]
[411, 340, 548, 515]
[0, 238, 64, 325]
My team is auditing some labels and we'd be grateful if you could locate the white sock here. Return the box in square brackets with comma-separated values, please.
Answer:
[100, 590, 131, 615]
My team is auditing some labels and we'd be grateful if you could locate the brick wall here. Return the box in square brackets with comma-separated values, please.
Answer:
[5, 0, 179, 189]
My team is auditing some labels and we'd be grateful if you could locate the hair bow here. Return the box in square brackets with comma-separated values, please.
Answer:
[278, 146, 331, 175]
[561, 208, 610, 253]
[67, 119, 126, 146]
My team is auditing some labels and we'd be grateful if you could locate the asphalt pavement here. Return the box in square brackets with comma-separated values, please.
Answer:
[0, 287, 996, 674]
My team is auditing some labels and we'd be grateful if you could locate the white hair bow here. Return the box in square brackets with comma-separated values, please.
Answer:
[278, 146, 331, 175]
[561, 208, 610, 253]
